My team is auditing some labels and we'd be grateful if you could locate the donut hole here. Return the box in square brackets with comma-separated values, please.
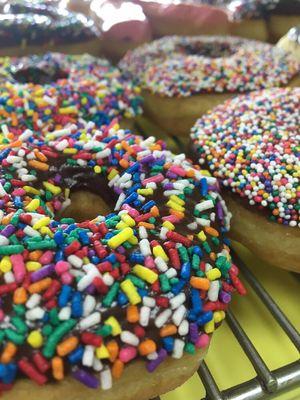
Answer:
[177, 41, 234, 58]
[60, 190, 113, 222]
[11, 64, 69, 84]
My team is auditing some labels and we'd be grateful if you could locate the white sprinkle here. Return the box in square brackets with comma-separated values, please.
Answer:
[139, 239, 151, 256]
[78, 312, 101, 330]
[100, 369, 112, 391]
[93, 358, 103, 372]
[155, 257, 168, 272]
[82, 345, 95, 367]
[58, 307, 71, 321]
[26, 294, 41, 309]
[139, 306, 151, 327]
[25, 307, 45, 320]
[154, 309, 172, 328]
[67, 255, 83, 268]
[0, 235, 9, 246]
[208, 281, 219, 302]
[96, 148, 111, 159]
[83, 295, 96, 317]
[172, 305, 186, 326]
[169, 293, 186, 310]
[172, 339, 185, 359]
[143, 296, 156, 308]
[178, 320, 189, 336]
[0, 183, 7, 197]
[120, 331, 139, 346]
[23, 226, 41, 237]
[195, 200, 214, 212]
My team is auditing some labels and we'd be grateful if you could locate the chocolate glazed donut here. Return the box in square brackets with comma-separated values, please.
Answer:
[0, 121, 246, 399]
[0, 1, 101, 56]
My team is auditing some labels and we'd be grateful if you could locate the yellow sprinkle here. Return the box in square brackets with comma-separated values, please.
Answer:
[0, 256, 12, 273]
[170, 195, 185, 206]
[27, 330, 43, 348]
[120, 279, 141, 305]
[94, 165, 101, 174]
[32, 217, 51, 230]
[204, 319, 215, 334]
[108, 169, 118, 181]
[132, 265, 158, 284]
[24, 186, 40, 195]
[166, 200, 185, 212]
[43, 182, 61, 195]
[121, 214, 136, 227]
[26, 261, 41, 272]
[127, 235, 138, 245]
[40, 227, 53, 237]
[162, 221, 175, 231]
[197, 231, 207, 242]
[64, 188, 70, 200]
[104, 316, 122, 336]
[137, 188, 153, 196]
[206, 268, 221, 281]
[96, 344, 110, 359]
[153, 245, 169, 262]
[116, 221, 128, 230]
[214, 311, 226, 324]
[63, 148, 77, 154]
[59, 106, 78, 114]
[107, 227, 134, 249]
[25, 198, 40, 212]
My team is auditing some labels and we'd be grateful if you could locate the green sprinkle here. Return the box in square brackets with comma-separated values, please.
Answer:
[42, 324, 54, 337]
[27, 239, 57, 250]
[11, 316, 28, 334]
[127, 274, 145, 289]
[0, 245, 24, 255]
[43, 319, 76, 358]
[5, 329, 25, 345]
[159, 274, 171, 292]
[102, 282, 120, 308]
[96, 325, 112, 337]
[184, 342, 195, 354]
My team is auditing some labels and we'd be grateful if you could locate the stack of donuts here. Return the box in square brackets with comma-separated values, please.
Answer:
[0, 0, 299, 399]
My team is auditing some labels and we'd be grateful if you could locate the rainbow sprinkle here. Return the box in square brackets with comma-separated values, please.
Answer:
[0, 53, 142, 135]
[191, 87, 300, 227]
[119, 35, 299, 97]
[0, 121, 245, 392]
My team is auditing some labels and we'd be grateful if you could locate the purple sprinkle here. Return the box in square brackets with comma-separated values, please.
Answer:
[1, 224, 16, 237]
[166, 171, 177, 179]
[219, 290, 231, 304]
[217, 202, 224, 220]
[72, 369, 100, 389]
[31, 264, 55, 282]
[146, 348, 167, 372]
[86, 284, 96, 295]
[140, 155, 155, 164]
[189, 323, 199, 343]
[163, 183, 173, 190]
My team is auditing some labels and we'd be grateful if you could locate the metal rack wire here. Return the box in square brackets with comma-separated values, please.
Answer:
[136, 131, 300, 400]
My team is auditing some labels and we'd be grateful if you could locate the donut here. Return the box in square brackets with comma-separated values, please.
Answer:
[0, 1, 100, 57]
[277, 26, 300, 62]
[90, 0, 152, 62]
[137, 0, 230, 37]
[268, 0, 300, 42]
[191, 87, 300, 272]
[226, 0, 270, 41]
[0, 119, 246, 398]
[65, 0, 92, 16]
[0, 53, 142, 132]
[119, 35, 300, 137]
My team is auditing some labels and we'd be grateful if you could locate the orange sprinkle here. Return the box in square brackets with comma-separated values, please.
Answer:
[150, 206, 159, 217]
[28, 278, 52, 294]
[11, 112, 18, 127]
[34, 149, 48, 162]
[126, 305, 139, 323]
[1, 342, 17, 364]
[13, 287, 27, 304]
[29, 250, 43, 261]
[121, 140, 133, 154]
[190, 277, 210, 291]
[57, 337, 79, 357]
[106, 340, 119, 362]
[112, 359, 124, 379]
[119, 158, 129, 169]
[204, 226, 219, 237]
[0, 140, 22, 150]
[186, 169, 195, 178]
[209, 252, 216, 261]
[170, 209, 184, 219]
[138, 339, 157, 356]
[159, 324, 177, 337]
[52, 357, 64, 380]
[1, 214, 13, 225]
[138, 222, 155, 229]
[28, 160, 49, 171]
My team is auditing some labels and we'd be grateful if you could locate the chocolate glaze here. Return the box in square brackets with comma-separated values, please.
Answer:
[0, 1, 99, 48]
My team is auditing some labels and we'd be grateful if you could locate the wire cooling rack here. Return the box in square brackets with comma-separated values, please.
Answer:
[136, 126, 300, 400]
[150, 250, 300, 400]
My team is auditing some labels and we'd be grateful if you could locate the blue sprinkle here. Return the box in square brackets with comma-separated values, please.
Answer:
[54, 230, 64, 245]
[187, 310, 198, 322]
[141, 200, 155, 212]
[117, 292, 128, 306]
[193, 246, 203, 257]
[54, 249, 64, 262]
[58, 285, 72, 308]
[197, 311, 213, 326]
[191, 288, 202, 314]
[126, 162, 140, 174]
[78, 230, 90, 245]
[162, 337, 174, 352]
[123, 192, 138, 205]
[64, 224, 76, 234]
[68, 346, 84, 364]
[180, 262, 191, 280]
[171, 279, 186, 295]
[200, 178, 208, 196]
[137, 288, 148, 298]
[103, 253, 117, 264]
[71, 292, 83, 318]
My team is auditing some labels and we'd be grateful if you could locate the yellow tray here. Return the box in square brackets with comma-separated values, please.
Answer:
[161, 243, 300, 400]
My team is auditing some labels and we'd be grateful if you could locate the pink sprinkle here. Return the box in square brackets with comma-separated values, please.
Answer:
[162, 215, 180, 223]
[39, 251, 54, 265]
[0, 309, 4, 322]
[121, 204, 140, 217]
[169, 165, 186, 177]
[61, 272, 74, 285]
[119, 346, 137, 363]
[10, 254, 26, 283]
[142, 173, 164, 185]
[195, 334, 210, 349]
[55, 261, 70, 275]
[144, 256, 155, 269]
